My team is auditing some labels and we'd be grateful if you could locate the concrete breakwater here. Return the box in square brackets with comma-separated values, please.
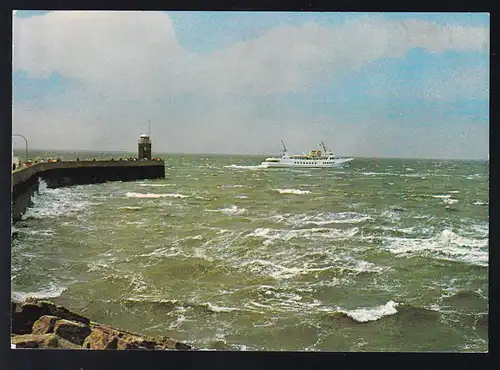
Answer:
[11, 298, 192, 350]
[12, 160, 165, 222]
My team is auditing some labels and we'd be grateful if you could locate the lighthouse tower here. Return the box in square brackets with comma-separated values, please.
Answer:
[138, 134, 152, 160]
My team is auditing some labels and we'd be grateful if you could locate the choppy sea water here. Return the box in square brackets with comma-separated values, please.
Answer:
[11, 153, 489, 352]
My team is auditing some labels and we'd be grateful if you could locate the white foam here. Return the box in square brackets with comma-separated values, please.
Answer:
[125, 192, 188, 199]
[432, 194, 452, 199]
[138, 183, 168, 187]
[235, 195, 249, 199]
[278, 212, 371, 226]
[12, 284, 67, 301]
[119, 206, 142, 210]
[22, 182, 91, 219]
[221, 184, 246, 188]
[205, 302, 240, 313]
[340, 300, 399, 322]
[383, 229, 488, 266]
[360, 172, 393, 176]
[218, 205, 247, 216]
[225, 164, 266, 170]
[443, 198, 459, 205]
[473, 201, 488, 206]
[275, 188, 311, 195]
[247, 226, 359, 246]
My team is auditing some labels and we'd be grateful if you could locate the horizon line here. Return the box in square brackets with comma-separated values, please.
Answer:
[13, 148, 489, 162]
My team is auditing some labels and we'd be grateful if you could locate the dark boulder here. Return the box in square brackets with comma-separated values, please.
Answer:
[11, 333, 81, 349]
[53, 319, 92, 346]
[83, 329, 119, 350]
[12, 298, 89, 335]
[32, 315, 59, 335]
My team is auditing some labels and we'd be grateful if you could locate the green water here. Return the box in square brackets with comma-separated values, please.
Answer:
[11, 152, 489, 351]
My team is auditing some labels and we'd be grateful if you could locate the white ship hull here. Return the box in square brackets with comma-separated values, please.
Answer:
[261, 157, 353, 168]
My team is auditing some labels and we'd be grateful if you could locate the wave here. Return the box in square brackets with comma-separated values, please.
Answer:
[125, 192, 189, 199]
[360, 172, 394, 176]
[22, 182, 91, 220]
[473, 201, 488, 206]
[326, 302, 441, 324]
[138, 183, 168, 187]
[382, 229, 488, 267]
[337, 300, 399, 323]
[225, 164, 266, 170]
[276, 212, 371, 227]
[220, 184, 246, 188]
[247, 226, 359, 246]
[118, 206, 142, 210]
[122, 297, 254, 315]
[12, 284, 67, 302]
[275, 188, 311, 195]
[212, 205, 247, 216]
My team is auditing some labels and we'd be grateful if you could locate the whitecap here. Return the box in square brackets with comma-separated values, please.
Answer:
[275, 188, 311, 195]
[12, 284, 67, 301]
[247, 227, 359, 246]
[432, 194, 452, 199]
[217, 205, 247, 216]
[340, 300, 399, 322]
[125, 192, 188, 199]
[138, 183, 168, 187]
[119, 206, 142, 210]
[382, 229, 488, 266]
[22, 182, 91, 220]
[225, 164, 266, 170]
[473, 201, 488, 206]
[279, 212, 371, 226]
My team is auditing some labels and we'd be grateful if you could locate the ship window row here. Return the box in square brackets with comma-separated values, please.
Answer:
[294, 161, 334, 164]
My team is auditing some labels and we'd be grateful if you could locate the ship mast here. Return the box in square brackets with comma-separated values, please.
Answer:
[280, 139, 287, 153]
[320, 141, 328, 153]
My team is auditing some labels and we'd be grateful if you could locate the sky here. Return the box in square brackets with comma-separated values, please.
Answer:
[12, 11, 490, 159]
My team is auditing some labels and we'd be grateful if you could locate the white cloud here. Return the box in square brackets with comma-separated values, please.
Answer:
[13, 12, 489, 98]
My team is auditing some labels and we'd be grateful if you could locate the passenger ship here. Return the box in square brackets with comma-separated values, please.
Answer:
[261, 140, 353, 168]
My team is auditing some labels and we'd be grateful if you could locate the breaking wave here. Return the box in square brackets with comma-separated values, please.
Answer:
[12, 284, 67, 302]
[337, 300, 399, 322]
[22, 181, 91, 220]
[275, 189, 311, 195]
[225, 164, 266, 170]
[274, 212, 371, 226]
[382, 229, 488, 266]
[125, 192, 189, 199]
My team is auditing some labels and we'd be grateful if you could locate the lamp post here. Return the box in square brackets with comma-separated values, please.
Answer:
[12, 134, 28, 164]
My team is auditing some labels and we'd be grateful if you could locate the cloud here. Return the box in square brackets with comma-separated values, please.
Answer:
[13, 12, 489, 98]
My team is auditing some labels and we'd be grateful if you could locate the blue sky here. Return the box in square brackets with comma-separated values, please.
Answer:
[12, 11, 489, 159]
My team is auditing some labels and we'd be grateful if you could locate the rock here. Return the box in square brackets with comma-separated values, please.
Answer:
[83, 329, 119, 350]
[11, 298, 192, 350]
[11, 333, 81, 349]
[32, 315, 59, 335]
[53, 319, 92, 346]
[116, 335, 151, 350]
[12, 299, 89, 335]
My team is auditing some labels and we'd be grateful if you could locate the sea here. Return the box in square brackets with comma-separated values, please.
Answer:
[11, 150, 489, 352]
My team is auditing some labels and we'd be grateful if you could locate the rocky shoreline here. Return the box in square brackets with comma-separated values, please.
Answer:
[11, 298, 192, 350]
